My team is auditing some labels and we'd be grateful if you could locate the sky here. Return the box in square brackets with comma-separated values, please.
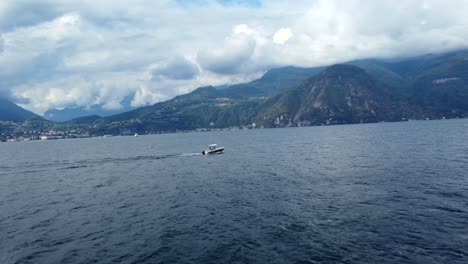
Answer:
[1, 0, 468, 114]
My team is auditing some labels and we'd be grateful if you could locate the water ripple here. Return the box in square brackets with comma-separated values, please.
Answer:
[1, 120, 468, 264]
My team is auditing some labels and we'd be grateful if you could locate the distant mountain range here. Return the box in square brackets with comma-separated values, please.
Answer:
[44, 96, 135, 122]
[257, 50, 468, 126]
[75, 50, 467, 135]
[1, 49, 467, 138]
[0, 97, 38, 121]
[347, 50, 468, 116]
[42, 67, 320, 122]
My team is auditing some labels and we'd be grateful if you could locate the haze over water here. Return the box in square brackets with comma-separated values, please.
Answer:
[1, 119, 468, 264]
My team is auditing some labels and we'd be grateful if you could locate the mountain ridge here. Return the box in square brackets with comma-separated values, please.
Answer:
[2, 49, 468, 141]
[255, 64, 422, 127]
[64, 50, 468, 134]
[0, 97, 39, 122]
[44, 95, 135, 122]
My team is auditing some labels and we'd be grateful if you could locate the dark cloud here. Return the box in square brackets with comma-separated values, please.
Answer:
[152, 57, 200, 80]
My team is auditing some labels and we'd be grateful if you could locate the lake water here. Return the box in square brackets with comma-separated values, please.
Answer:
[1, 120, 468, 264]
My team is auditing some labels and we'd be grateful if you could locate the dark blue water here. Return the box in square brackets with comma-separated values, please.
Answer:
[1, 120, 468, 264]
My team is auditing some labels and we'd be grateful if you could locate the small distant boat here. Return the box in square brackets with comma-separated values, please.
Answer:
[202, 144, 224, 155]
[134, 133, 139, 137]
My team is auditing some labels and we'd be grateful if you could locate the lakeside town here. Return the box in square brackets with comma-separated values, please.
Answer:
[0, 119, 261, 143]
[2, 116, 464, 143]
[0, 120, 91, 142]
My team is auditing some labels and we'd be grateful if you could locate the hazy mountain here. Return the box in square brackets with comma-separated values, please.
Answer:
[218, 66, 325, 98]
[44, 105, 129, 122]
[348, 50, 468, 117]
[44, 96, 135, 122]
[0, 97, 39, 121]
[395, 50, 468, 116]
[347, 59, 408, 91]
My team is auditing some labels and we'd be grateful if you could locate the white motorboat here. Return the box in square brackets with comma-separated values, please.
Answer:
[202, 144, 224, 155]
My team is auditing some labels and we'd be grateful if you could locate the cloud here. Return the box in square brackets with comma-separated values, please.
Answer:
[273, 28, 292, 45]
[131, 86, 166, 108]
[102, 100, 124, 111]
[12, 73, 144, 114]
[284, 0, 468, 63]
[151, 57, 200, 80]
[197, 29, 257, 74]
[218, 0, 262, 7]
[0, 13, 83, 91]
[0, 0, 468, 114]
[177, 0, 261, 8]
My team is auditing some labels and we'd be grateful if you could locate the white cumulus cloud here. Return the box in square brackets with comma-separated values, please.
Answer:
[273, 28, 292, 45]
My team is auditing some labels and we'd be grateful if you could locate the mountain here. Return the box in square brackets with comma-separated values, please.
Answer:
[82, 86, 261, 135]
[66, 115, 103, 125]
[65, 66, 323, 135]
[0, 97, 39, 121]
[45, 67, 320, 123]
[255, 64, 420, 127]
[256, 51, 468, 127]
[218, 66, 325, 98]
[44, 96, 135, 122]
[347, 59, 408, 91]
[63, 51, 468, 135]
[393, 50, 468, 116]
[44, 105, 131, 122]
[348, 50, 468, 117]
[3, 50, 468, 140]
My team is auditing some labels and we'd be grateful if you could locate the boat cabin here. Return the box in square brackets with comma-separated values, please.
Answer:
[208, 144, 217, 150]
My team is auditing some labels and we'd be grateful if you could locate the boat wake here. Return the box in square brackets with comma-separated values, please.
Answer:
[180, 153, 203, 157]
[53, 153, 203, 171]
[3, 153, 207, 175]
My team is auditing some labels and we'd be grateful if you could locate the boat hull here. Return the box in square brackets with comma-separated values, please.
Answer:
[202, 147, 224, 155]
